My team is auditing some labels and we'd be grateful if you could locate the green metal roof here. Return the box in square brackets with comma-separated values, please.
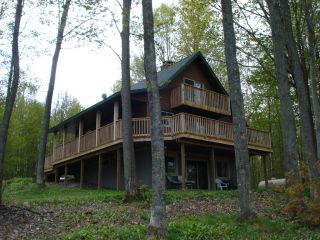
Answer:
[50, 51, 228, 132]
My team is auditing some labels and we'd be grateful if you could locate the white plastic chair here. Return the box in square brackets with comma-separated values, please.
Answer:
[215, 178, 228, 190]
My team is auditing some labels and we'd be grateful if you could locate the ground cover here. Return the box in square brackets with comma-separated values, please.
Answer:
[0, 178, 319, 239]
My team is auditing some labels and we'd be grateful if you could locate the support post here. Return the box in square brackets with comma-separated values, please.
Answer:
[116, 148, 121, 190]
[78, 119, 83, 153]
[52, 132, 57, 161]
[80, 159, 84, 189]
[96, 111, 101, 146]
[54, 169, 58, 183]
[210, 147, 216, 190]
[113, 101, 119, 140]
[262, 155, 268, 188]
[181, 142, 186, 189]
[98, 155, 102, 189]
[64, 164, 68, 186]
[62, 127, 67, 158]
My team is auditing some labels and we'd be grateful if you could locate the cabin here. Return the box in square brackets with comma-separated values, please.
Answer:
[44, 52, 272, 190]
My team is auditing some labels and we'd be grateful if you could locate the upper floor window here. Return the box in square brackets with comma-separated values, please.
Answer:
[184, 78, 204, 89]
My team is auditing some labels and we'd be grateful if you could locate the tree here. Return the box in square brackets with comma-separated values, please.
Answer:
[0, 0, 24, 203]
[221, 0, 256, 221]
[280, 0, 320, 199]
[142, 0, 166, 237]
[36, 0, 72, 186]
[265, 0, 300, 180]
[303, 0, 320, 160]
[121, 0, 139, 199]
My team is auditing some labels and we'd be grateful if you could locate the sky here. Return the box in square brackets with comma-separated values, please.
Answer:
[34, 0, 174, 108]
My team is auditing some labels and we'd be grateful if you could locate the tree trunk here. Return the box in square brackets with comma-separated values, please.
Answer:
[221, 0, 256, 221]
[280, 0, 320, 199]
[265, 0, 300, 180]
[0, 0, 23, 204]
[36, 0, 72, 185]
[142, 0, 166, 237]
[303, 0, 320, 160]
[121, 0, 138, 198]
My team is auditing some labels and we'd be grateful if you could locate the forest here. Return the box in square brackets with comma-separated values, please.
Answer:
[0, 0, 320, 239]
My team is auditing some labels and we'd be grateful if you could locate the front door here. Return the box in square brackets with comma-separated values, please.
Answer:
[187, 161, 208, 189]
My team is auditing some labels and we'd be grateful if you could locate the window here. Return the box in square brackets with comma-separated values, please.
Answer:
[184, 78, 204, 89]
[166, 156, 176, 175]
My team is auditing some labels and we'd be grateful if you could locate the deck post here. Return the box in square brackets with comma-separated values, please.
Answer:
[62, 126, 67, 158]
[96, 110, 101, 146]
[54, 168, 58, 183]
[78, 119, 83, 153]
[210, 147, 216, 190]
[181, 142, 186, 189]
[64, 164, 68, 186]
[98, 155, 102, 189]
[80, 159, 84, 189]
[116, 148, 121, 190]
[52, 132, 57, 161]
[181, 84, 185, 104]
[113, 101, 119, 140]
[262, 155, 268, 188]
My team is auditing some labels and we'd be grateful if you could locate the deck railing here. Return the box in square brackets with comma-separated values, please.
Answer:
[171, 84, 231, 115]
[45, 113, 271, 170]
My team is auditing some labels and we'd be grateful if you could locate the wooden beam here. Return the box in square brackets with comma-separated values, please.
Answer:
[97, 155, 102, 189]
[54, 168, 58, 183]
[96, 110, 101, 146]
[113, 101, 119, 140]
[181, 142, 186, 189]
[52, 132, 57, 161]
[116, 148, 121, 190]
[210, 147, 216, 190]
[64, 164, 68, 186]
[80, 159, 84, 189]
[62, 126, 67, 158]
[78, 119, 83, 153]
[262, 155, 268, 188]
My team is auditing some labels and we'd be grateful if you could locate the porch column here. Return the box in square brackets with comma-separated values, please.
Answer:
[52, 132, 57, 161]
[116, 148, 121, 190]
[181, 143, 186, 189]
[78, 119, 83, 153]
[97, 155, 103, 189]
[62, 127, 67, 157]
[64, 164, 68, 186]
[96, 111, 101, 146]
[210, 147, 216, 190]
[54, 168, 58, 183]
[113, 101, 119, 140]
[262, 155, 268, 188]
[80, 159, 84, 189]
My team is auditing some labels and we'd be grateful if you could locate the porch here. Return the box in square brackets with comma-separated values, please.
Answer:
[45, 112, 272, 173]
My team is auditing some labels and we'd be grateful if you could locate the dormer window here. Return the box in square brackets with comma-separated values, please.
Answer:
[184, 78, 204, 89]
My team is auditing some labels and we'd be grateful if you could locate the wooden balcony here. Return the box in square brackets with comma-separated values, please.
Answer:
[171, 84, 231, 115]
[45, 113, 271, 172]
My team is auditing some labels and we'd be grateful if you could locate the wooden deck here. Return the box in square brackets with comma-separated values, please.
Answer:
[171, 84, 231, 115]
[44, 113, 271, 172]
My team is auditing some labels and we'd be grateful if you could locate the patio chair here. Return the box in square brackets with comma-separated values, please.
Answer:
[215, 178, 228, 190]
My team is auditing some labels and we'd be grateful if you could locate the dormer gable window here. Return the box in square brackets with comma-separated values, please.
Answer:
[184, 78, 204, 89]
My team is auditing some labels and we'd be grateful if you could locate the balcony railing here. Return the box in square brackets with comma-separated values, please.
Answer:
[45, 113, 271, 171]
[171, 84, 231, 115]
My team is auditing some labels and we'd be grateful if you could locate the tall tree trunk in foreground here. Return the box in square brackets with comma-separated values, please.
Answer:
[0, 0, 23, 204]
[221, 0, 256, 221]
[142, 0, 166, 237]
[303, 0, 320, 160]
[266, 0, 300, 180]
[280, 0, 320, 199]
[121, 0, 138, 198]
[36, 0, 71, 185]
